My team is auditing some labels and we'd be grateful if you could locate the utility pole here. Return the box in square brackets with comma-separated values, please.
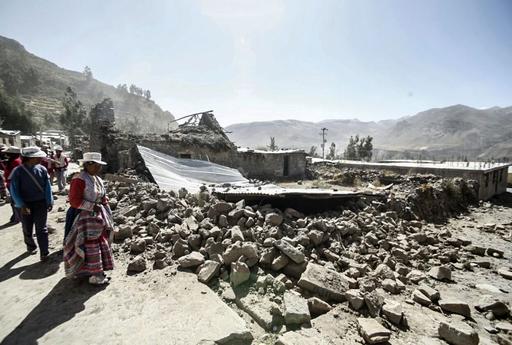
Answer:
[320, 127, 328, 159]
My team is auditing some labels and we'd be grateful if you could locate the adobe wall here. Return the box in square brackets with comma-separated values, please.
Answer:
[234, 152, 306, 180]
[478, 168, 508, 200]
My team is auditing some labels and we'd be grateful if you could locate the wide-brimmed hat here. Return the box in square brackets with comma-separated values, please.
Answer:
[0, 144, 7, 152]
[21, 146, 47, 158]
[78, 152, 107, 165]
[54, 145, 63, 151]
[4, 146, 21, 154]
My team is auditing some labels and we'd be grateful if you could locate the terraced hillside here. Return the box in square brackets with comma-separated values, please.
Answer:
[0, 35, 174, 133]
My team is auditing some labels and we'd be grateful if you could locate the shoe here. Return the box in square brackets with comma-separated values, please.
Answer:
[40, 254, 49, 262]
[88, 275, 110, 285]
[27, 248, 38, 255]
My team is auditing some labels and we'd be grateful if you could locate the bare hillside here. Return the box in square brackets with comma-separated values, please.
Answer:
[226, 105, 512, 159]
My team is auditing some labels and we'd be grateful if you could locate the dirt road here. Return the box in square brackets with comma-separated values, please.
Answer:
[0, 189, 251, 345]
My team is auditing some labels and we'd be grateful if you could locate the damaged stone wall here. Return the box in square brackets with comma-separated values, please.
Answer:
[333, 161, 508, 200]
[91, 112, 308, 182]
[236, 151, 307, 180]
[309, 164, 480, 223]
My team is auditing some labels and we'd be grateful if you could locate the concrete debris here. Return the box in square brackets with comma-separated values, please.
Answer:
[475, 296, 510, 319]
[345, 289, 365, 310]
[127, 255, 147, 273]
[178, 251, 205, 268]
[381, 300, 405, 326]
[273, 239, 305, 264]
[298, 263, 355, 302]
[412, 289, 432, 306]
[307, 297, 332, 316]
[357, 318, 391, 344]
[428, 265, 452, 281]
[495, 322, 512, 333]
[439, 299, 472, 318]
[236, 293, 276, 331]
[197, 260, 221, 284]
[418, 284, 440, 303]
[283, 291, 311, 325]
[230, 261, 250, 287]
[498, 267, 512, 280]
[438, 320, 479, 345]
[103, 168, 511, 343]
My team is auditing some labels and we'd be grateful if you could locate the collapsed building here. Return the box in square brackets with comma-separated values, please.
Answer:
[326, 160, 510, 200]
[83, 109, 512, 344]
[90, 110, 508, 203]
[93, 111, 307, 181]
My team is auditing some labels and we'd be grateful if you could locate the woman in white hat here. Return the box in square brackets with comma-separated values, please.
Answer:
[63, 152, 114, 285]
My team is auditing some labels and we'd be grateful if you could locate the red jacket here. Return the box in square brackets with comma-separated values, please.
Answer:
[4, 157, 21, 188]
[68, 177, 108, 209]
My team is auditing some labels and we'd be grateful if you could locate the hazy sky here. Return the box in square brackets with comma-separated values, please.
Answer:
[0, 0, 511, 126]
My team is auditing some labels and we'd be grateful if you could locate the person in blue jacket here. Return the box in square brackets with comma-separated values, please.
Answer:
[9, 146, 54, 262]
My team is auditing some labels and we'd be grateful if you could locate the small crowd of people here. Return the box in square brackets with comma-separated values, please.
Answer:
[0, 144, 114, 286]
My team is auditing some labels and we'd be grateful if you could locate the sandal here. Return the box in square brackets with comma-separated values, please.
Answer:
[88, 275, 110, 285]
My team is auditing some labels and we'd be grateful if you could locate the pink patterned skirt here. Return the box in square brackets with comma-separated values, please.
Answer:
[64, 208, 114, 277]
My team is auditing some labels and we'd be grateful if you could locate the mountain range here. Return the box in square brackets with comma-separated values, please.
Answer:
[0, 35, 174, 133]
[1, 35, 510, 160]
[226, 105, 512, 160]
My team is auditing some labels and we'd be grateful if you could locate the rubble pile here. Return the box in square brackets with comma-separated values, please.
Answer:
[105, 172, 510, 344]
[309, 163, 479, 223]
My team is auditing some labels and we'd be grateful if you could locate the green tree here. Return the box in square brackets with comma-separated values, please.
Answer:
[0, 63, 23, 95]
[83, 66, 93, 82]
[61, 87, 87, 148]
[344, 135, 358, 160]
[344, 135, 373, 161]
[308, 145, 318, 157]
[326, 142, 336, 160]
[0, 86, 36, 133]
[117, 84, 128, 93]
[268, 137, 278, 151]
[360, 135, 373, 161]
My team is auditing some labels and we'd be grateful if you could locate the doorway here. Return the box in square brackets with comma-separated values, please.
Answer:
[283, 155, 290, 177]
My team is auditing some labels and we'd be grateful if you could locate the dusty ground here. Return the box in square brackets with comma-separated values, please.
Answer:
[0, 186, 252, 345]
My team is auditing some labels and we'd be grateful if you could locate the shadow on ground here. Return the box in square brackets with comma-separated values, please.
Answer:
[0, 278, 106, 345]
[491, 191, 512, 208]
[0, 250, 61, 283]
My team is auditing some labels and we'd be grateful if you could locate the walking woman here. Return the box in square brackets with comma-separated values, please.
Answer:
[63, 152, 114, 285]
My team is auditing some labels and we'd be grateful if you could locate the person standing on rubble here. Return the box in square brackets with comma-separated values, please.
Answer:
[9, 147, 53, 261]
[63, 152, 114, 285]
[53, 145, 68, 193]
[3, 146, 22, 224]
